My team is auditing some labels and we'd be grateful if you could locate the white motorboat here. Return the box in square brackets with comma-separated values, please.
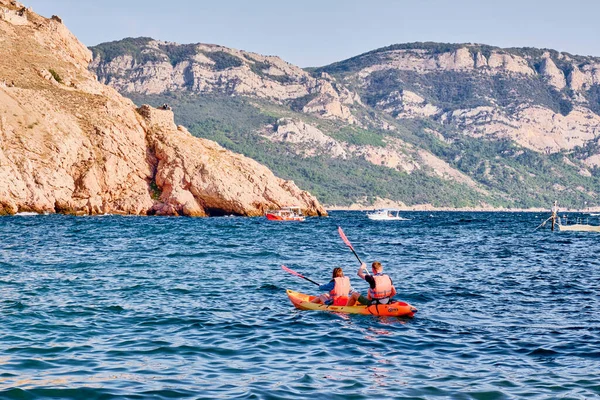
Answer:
[558, 223, 600, 232]
[366, 208, 408, 221]
[558, 216, 600, 232]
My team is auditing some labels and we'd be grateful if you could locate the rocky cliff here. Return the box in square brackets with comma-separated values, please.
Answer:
[90, 38, 359, 125]
[0, 0, 326, 216]
[325, 43, 600, 159]
[90, 40, 600, 208]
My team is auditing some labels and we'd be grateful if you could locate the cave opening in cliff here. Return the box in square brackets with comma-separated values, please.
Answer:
[203, 207, 240, 217]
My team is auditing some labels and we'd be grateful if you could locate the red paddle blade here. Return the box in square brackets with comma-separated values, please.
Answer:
[281, 265, 302, 278]
[282, 265, 320, 286]
[337, 226, 354, 250]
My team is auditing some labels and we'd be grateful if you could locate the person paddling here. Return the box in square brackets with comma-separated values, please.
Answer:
[350, 261, 397, 305]
[311, 267, 358, 306]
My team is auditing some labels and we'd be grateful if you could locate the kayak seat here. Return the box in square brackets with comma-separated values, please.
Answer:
[332, 296, 349, 306]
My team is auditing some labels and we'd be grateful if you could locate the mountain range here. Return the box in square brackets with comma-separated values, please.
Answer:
[88, 38, 600, 209]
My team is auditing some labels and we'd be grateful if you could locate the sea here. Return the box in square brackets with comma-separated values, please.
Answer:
[1, 211, 599, 399]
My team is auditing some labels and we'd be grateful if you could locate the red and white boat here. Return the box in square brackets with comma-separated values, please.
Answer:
[265, 206, 305, 221]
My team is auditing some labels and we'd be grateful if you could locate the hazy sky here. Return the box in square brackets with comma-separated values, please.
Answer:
[24, 0, 600, 67]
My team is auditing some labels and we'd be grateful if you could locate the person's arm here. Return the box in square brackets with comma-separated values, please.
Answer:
[390, 284, 397, 298]
[357, 262, 368, 280]
[365, 274, 376, 289]
[318, 280, 335, 292]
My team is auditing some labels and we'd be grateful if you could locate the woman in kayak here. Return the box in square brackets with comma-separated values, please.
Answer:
[311, 267, 358, 306]
[350, 261, 397, 305]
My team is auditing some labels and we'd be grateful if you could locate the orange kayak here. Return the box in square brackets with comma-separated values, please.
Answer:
[286, 289, 417, 317]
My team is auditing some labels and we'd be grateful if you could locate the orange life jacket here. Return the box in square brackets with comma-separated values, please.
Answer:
[368, 274, 393, 300]
[330, 276, 350, 306]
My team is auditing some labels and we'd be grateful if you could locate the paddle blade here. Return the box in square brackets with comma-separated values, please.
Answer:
[338, 226, 354, 250]
[338, 226, 363, 265]
[281, 265, 302, 278]
[281, 265, 320, 286]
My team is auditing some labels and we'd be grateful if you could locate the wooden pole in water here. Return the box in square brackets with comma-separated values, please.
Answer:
[551, 201, 558, 231]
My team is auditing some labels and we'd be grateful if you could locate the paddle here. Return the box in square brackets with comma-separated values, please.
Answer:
[534, 216, 553, 231]
[281, 265, 320, 286]
[337, 226, 364, 266]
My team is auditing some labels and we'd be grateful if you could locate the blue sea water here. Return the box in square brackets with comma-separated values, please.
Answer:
[1, 211, 599, 399]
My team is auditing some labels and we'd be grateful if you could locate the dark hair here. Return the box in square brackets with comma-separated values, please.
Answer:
[332, 267, 344, 278]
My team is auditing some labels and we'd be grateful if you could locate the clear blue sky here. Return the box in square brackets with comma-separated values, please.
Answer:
[24, 0, 600, 67]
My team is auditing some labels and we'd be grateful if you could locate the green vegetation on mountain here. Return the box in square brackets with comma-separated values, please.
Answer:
[329, 126, 386, 147]
[125, 92, 599, 208]
[90, 37, 246, 69]
[425, 136, 597, 208]
[159, 43, 198, 66]
[48, 68, 62, 84]
[584, 85, 600, 115]
[91, 37, 159, 63]
[201, 51, 244, 70]
[250, 61, 296, 84]
[125, 92, 487, 206]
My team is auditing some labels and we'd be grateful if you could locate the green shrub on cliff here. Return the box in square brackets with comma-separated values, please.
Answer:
[201, 51, 244, 71]
[48, 68, 62, 84]
[160, 43, 198, 66]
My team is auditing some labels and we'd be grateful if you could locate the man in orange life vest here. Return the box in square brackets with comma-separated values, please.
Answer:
[350, 261, 397, 305]
[311, 267, 358, 306]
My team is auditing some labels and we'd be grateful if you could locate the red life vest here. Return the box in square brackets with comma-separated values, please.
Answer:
[368, 274, 393, 300]
[330, 276, 350, 306]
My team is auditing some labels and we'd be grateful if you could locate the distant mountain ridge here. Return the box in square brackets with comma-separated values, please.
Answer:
[89, 38, 600, 208]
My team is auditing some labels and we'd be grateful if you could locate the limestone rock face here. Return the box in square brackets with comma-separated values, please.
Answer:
[0, 2, 326, 216]
[568, 66, 588, 91]
[376, 90, 441, 118]
[259, 118, 481, 190]
[262, 118, 347, 158]
[442, 105, 600, 153]
[333, 45, 600, 167]
[474, 52, 488, 68]
[140, 106, 327, 216]
[485, 52, 534, 75]
[568, 63, 600, 91]
[357, 47, 536, 77]
[539, 56, 566, 89]
[437, 47, 475, 69]
[302, 92, 357, 123]
[0, 3, 27, 25]
[90, 40, 360, 125]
